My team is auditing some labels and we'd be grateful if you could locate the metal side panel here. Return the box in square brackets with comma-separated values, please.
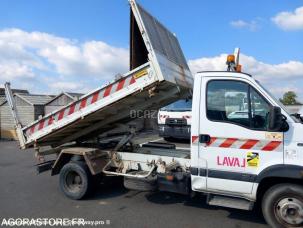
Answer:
[154, 52, 193, 89]
[22, 63, 154, 147]
[22, 64, 189, 148]
[129, 0, 193, 89]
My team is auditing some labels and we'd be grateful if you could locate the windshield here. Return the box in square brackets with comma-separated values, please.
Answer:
[160, 99, 192, 111]
[256, 80, 299, 122]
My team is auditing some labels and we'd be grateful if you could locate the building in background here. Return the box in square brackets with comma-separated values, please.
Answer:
[0, 93, 53, 139]
[0, 88, 29, 105]
[0, 88, 30, 139]
[0, 88, 29, 96]
[0, 96, 6, 106]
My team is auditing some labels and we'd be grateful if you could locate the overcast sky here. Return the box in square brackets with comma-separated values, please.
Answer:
[0, 0, 302, 101]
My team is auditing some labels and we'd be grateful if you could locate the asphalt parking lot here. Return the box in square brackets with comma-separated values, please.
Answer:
[0, 139, 268, 228]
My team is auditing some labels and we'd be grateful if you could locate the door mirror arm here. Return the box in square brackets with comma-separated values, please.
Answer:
[280, 114, 289, 132]
[268, 106, 289, 132]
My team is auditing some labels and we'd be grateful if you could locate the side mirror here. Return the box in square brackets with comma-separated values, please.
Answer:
[268, 106, 288, 132]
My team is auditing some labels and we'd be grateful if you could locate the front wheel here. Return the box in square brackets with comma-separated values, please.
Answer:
[59, 161, 93, 200]
[262, 184, 303, 228]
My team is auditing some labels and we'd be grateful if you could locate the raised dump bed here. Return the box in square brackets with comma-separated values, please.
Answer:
[6, 0, 193, 149]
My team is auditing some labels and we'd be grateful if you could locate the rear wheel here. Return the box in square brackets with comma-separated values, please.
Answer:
[262, 184, 303, 228]
[59, 161, 93, 200]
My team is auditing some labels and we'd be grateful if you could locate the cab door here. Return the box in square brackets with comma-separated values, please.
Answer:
[197, 78, 283, 195]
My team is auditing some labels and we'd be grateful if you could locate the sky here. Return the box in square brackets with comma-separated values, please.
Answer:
[0, 0, 302, 101]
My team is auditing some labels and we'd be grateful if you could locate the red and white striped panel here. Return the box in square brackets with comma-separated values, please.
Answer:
[25, 75, 137, 137]
[191, 136, 282, 152]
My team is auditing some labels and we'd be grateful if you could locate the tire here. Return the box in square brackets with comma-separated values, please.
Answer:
[59, 161, 93, 200]
[262, 184, 303, 228]
[124, 171, 157, 191]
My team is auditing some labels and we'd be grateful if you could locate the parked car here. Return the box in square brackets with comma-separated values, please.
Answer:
[158, 99, 192, 140]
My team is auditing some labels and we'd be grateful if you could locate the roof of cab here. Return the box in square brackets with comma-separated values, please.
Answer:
[196, 71, 253, 78]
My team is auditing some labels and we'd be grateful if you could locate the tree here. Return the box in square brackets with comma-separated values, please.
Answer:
[279, 91, 301, 105]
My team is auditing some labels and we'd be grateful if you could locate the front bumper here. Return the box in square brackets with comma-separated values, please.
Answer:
[158, 124, 191, 139]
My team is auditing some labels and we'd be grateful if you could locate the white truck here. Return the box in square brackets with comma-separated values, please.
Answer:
[5, 1, 303, 227]
[158, 99, 192, 140]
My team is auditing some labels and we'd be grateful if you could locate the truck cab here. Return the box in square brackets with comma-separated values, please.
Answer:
[158, 99, 192, 140]
[190, 71, 303, 227]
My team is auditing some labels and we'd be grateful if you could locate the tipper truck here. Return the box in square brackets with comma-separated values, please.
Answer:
[5, 1, 303, 227]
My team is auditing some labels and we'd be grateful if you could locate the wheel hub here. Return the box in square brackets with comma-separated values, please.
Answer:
[276, 198, 303, 225]
[66, 171, 82, 192]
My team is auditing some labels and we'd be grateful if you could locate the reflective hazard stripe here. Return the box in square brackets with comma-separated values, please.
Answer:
[207, 137, 217, 146]
[219, 138, 238, 148]
[103, 85, 113, 98]
[58, 110, 65, 120]
[68, 104, 75, 115]
[91, 92, 99, 104]
[191, 136, 282, 152]
[240, 139, 259, 149]
[38, 120, 45, 130]
[262, 141, 282, 151]
[25, 74, 138, 137]
[191, 136, 198, 143]
[116, 79, 126, 91]
[79, 98, 87, 109]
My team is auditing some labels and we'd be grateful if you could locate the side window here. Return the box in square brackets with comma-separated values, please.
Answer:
[207, 81, 250, 128]
[207, 80, 271, 130]
[250, 87, 270, 130]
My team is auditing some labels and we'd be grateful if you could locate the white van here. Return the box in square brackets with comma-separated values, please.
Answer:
[158, 99, 192, 140]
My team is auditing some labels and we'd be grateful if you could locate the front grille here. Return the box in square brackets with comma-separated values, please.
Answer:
[165, 118, 187, 126]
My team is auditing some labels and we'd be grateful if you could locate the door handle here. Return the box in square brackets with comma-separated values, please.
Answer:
[199, 134, 211, 143]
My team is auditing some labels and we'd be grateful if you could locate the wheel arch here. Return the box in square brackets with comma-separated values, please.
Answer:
[51, 147, 109, 176]
[256, 164, 303, 201]
[51, 153, 75, 176]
